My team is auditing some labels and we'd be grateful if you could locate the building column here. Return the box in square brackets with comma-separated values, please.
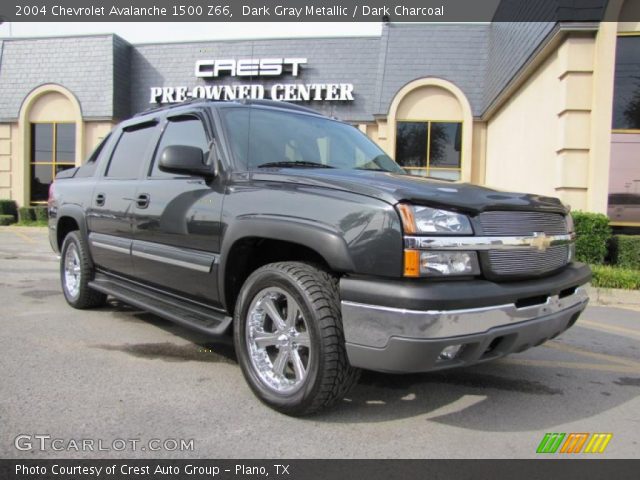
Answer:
[555, 34, 597, 211]
[0, 124, 11, 200]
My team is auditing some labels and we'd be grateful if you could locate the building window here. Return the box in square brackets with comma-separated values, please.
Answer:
[396, 121, 462, 180]
[30, 123, 76, 204]
[608, 33, 640, 227]
[612, 35, 640, 131]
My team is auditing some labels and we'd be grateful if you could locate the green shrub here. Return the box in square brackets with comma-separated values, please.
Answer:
[0, 214, 15, 226]
[571, 211, 611, 265]
[34, 206, 48, 222]
[590, 265, 640, 290]
[0, 199, 17, 219]
[609, 235, 640, 270]
[18, 207, 36, 223]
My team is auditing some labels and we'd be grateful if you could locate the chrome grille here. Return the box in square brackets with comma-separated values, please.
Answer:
[479, 211, 567, 236]
[487, 245, 569, 276]
[479, 211, 569, 277]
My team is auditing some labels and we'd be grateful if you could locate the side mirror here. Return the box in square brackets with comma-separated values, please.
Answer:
[159, 145, 214, 178]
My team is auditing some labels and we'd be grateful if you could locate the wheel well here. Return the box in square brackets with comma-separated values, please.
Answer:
[224, 238, 331, 315]
[57, 216, 79, 249]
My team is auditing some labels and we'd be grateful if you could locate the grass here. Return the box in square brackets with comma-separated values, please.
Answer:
[590, 265, 640, 290]
[13, 220, 48, 227]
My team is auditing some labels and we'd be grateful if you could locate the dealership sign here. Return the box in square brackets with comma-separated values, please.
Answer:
[150, 57, 354, 104]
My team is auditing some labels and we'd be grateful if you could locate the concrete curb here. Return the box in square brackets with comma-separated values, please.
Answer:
[586, 284, 640, 310]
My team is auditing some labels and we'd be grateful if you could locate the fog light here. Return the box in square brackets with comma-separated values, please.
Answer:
[438, 344, 463, 361]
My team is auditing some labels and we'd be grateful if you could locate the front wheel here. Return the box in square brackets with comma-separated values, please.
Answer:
[233, 262, 359, 416]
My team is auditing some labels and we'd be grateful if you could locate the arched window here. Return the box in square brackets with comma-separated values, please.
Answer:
[388, 78, 473, 182]
[19, 85, 82, 205]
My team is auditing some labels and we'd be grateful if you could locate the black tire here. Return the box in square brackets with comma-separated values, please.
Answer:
[233, 262, 360, 416]
[60, 231, 107, 309]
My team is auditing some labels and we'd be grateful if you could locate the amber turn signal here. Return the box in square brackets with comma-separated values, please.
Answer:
[403, 249, 420, 277]
[397, 203, 417, 234]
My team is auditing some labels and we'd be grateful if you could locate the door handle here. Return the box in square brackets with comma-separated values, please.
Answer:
[95, 193, 105, 207]
[136, 193, 150, 209]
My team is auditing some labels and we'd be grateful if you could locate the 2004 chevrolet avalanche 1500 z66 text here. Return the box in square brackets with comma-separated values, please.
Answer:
[48, 99, 591, 415]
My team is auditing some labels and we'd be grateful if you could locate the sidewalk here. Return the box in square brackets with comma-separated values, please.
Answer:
[587, 285, 640, 311]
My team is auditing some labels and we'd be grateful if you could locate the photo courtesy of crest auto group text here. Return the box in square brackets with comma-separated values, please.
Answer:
[0, 0, 639, 478]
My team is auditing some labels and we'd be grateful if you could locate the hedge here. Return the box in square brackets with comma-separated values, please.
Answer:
[591, 265, 640, 290]
[0, 199, 17, 220]
[34, 206, 48, 222]
[571, 211, 611, 265]
[18, 207, 36, 223]
[0, 214, 15, 226]
[609, 235, 640, 270]
[17, 206, 48, 224]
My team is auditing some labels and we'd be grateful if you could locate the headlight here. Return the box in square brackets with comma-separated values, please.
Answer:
[397, 204, 473, 235]
[565, 214, 575, 262]
[404, 250, 480, 277]
[565, 213, 574, 234]
[420, 251, 480, 276]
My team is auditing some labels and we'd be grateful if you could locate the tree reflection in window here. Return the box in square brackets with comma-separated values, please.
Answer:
[395, 121, 462, 180]
[623, 78, 640, 129]
[613, 35, 640, 130]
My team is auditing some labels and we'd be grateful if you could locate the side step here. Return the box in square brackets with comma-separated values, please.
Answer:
[89, 273, 232, 336]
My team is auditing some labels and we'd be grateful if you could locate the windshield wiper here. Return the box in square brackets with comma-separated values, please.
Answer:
[258, 161, 334, 169]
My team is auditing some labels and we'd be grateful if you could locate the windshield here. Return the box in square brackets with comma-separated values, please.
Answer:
[221, 107, 405, 173]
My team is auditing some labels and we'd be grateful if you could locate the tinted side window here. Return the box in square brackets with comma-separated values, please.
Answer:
[613, 35, 640, 130]
[106, 125, 156, 178]
[151, 116, 209, 177]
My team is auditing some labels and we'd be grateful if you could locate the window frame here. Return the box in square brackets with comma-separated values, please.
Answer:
[609, 32, 640, 228]
[395, 119, 464, 179]
[146, 111, 213, 180]
[29, 121, 76, 205]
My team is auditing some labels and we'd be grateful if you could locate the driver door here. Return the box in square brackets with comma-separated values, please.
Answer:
[130, 112, 224, 307]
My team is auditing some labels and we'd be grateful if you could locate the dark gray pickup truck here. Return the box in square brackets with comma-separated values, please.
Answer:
[48, 99, 591, 415]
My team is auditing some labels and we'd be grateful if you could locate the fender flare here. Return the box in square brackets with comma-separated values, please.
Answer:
[218, 215, 355, 309]
[54, 204, 89, 251]
[55, 204, 101, 270]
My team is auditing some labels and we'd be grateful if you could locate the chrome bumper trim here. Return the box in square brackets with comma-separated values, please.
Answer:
[341, 287, 589, 348]
[404, 233, 575, 251]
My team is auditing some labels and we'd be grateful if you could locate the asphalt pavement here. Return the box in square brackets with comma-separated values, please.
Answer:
[1, 226, 639, 458]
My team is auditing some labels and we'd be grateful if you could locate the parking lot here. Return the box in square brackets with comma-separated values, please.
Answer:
[1, 226, 639, 458]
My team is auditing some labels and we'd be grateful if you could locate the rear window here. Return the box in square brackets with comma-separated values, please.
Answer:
[75, 133, 112, 178]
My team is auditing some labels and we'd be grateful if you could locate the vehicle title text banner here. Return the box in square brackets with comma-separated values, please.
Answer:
[4, 0, 637, 23]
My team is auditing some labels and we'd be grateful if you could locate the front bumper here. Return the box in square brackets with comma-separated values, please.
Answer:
[340, 263, 591, 373]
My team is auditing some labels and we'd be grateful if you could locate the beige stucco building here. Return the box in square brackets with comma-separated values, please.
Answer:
[0, 4, 639, 227]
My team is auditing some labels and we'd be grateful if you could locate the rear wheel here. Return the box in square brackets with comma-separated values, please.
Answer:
[233, 262, 359, 416]
[60, 231, 107, 309]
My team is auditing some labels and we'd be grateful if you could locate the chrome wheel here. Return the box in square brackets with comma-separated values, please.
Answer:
[63, 243, 81, 298]
[246, 287, 311, 394]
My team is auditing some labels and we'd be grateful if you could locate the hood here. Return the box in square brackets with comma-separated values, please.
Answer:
[248, 169, 568, 215]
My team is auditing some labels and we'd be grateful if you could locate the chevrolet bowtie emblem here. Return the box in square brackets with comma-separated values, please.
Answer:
[531, 232, 552, 252]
